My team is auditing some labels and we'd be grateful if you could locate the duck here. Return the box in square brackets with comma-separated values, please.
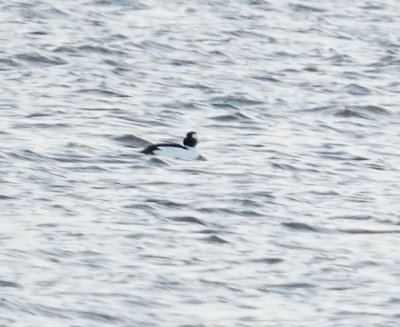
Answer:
[141, 131, 200, 160]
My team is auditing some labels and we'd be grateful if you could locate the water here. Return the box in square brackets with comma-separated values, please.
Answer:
[1, 0, 399, 326]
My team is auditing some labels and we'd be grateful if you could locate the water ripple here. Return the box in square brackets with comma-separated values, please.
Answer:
[15, 53, 67, 66]
[1, 0, 399, 325]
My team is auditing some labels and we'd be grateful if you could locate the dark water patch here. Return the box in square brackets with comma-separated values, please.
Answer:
[66, 142, 96, 150]
[124, 203, 154, 211]
[80, 107, 125, 114]
[206, 49, 234, 63]
[274, 52, 297, 59]
[50, 204, 79, 217]
[0, 128, 12, 134]
[358, 260, 380, 268]
[198, 278, 241, 293]
[126, 233, 153, 240]
[383, 81, 400, 94]
[36, 223, 58, 228]
[203, 235, 229, 244]
[113, 66, 133, 75]
[350, 155, 368, 161]
[12, 6, 47, 19]
[327, 53, 353, 65]
[0, 280, 20, 288]
[348, 105, 391, 115]
[289, 3, 325, 12]
[338, 229, 400, 235]
[250, 258, 283, 264]
[162, 101, 199, 111]
[205, 122, 256, 130]
[28, 30, 48, 36]
[229, 29, 276, 42]
[88, 0, 147, 9]
[20, 302, 68, 319]
[282, 222, 318, 232]
[197, 207, 263, 217]
[115, 134, 151, 148]
[210, 102, 239, 110]
[367, 163, 386, 170]
[247, 0, 273, 7]
[210, 112, 251, 122]
[344, 84, 371, 95]
[372, 55, 400, 67]
[10, 149, 49, 162]
[389, 298, 400, 304]
[76, 310, 121, 323]
[304, 105, 337, 114]
[235, 199, 263, 208]
[170, 216, 207, 226]
[72, 164, 106, 172]
[335, 105, 391, 119]
[330, 215, 372, 221]
[50, 154, 91, 163]
[103, 59, 132, 72]
[208, 50, 228, 57]
[0, 58, 19, 69]
[96, 155, 135, 164]
[210, 95, 264, 107]
[14, 5, 69, 19]
[138, 254, 187, 266]
[198, 229, 218, 234]
[26, 112, 53, 118]
[251, 74, 281, 82]
[313, 150, 368, 161]
[180, 82, 214, 92]
[335, 108, 369, 119]
[303, 65, 319, 72]
[341, 70, 364, 80]
[44, 6, 68, 16]
[53, 46, 79, 55]
[76, 88, 130, 98]
[30, 123, 70, 129]
[327, 286, 355, 291]
[138, 40, 176, 51]
[0, 194, 14, 200]
[170, 59, 198, 66]
[77, 45, 125, 56]
[279, 282, 315, 289]
[272, 163, 298, 171]
[310, 190, 340, 197]
[109, 33, 129, 41]
[15, 53, 67, 66]
[360, 3, 385, 10]
[252, 191, 275, 199]
[147, 157, 169, 166]
[147, 199, 186, 208]
[259, 282, 316, 293]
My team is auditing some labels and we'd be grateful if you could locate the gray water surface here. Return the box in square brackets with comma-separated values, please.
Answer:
[1, 0, 400, 326]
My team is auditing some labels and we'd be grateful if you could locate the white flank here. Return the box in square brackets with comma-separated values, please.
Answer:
[154, 146, 200, 160]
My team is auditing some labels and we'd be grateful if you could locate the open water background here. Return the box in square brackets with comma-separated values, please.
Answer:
[0, 0, 399, 326]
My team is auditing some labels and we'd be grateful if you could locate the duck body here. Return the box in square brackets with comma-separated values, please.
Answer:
[141, 132, 200, 160]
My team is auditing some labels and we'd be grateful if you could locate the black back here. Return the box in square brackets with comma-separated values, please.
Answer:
[141, 143, 186, 155]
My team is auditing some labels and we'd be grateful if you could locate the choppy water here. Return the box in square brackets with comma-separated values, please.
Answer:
[1, 0, 400, 326]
